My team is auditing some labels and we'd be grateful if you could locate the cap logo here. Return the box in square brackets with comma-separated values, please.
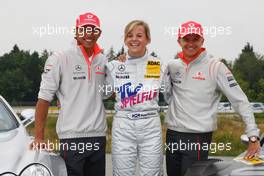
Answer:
[188, 23, 195, 28]
[87, 14, 94, 19]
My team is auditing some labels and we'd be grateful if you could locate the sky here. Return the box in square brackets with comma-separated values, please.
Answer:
[0, 0, 263, 62]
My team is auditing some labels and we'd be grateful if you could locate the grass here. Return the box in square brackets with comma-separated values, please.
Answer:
[27, 113, 264, 156]
[211, 113, 264, 156]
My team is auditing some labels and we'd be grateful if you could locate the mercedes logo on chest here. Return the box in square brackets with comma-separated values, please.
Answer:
[118, 64, 126, 72]
[75, 65, 82, 71]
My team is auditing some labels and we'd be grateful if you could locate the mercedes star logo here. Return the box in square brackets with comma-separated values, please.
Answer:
[118, 64, 126, 72]
[75, 65, 82, 71]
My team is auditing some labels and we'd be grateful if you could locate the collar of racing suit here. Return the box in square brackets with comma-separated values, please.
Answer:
[126, 50, 149, 64]
[73, 41, 103, 80]
[72, 40, 102, 60]
[178, 48, 206, 65]
[79, 43, 102, 60]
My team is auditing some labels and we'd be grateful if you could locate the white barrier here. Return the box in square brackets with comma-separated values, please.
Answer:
[12, 106, 264, 115]
[13, 106, 116, 114]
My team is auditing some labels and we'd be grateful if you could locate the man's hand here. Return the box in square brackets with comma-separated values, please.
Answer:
[244, 141, 261, 159]
[118, 54, 127, 62]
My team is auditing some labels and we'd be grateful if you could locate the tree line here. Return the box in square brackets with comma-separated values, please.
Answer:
[0, 43, 263, 106]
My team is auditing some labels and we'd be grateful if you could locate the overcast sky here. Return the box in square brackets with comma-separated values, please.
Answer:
[1, 0, 263, 62]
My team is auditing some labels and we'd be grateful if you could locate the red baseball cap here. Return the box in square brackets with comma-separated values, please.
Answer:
[76, 12, 101, 30]
[178, 21, 203, 39]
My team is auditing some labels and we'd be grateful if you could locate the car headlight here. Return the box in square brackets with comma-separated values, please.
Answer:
[20, 163, 52, 176]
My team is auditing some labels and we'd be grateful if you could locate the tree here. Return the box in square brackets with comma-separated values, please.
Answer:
[242, 42, 253, 53]
[257, 79, 264, 102]
[0, 45, 48, 104]
[106, 47, 116, 61]
[116, 46, 125, 59]
[12, 44, 20, 53]
[233, 43, 264, 102]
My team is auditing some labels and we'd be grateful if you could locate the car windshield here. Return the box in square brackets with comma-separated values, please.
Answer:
[253, 104, 261, 108]
[0, 99, 19, 132]
[223, 104, 229, 107]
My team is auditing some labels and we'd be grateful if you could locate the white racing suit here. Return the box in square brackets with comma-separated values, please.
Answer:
[105, 52, 165, 176]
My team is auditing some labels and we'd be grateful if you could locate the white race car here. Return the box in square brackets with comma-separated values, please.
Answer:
[0, 95, 67, 176]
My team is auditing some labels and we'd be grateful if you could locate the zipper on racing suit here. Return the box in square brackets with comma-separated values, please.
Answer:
[79, 46, 95, 81]
[183, 62, 190, 87]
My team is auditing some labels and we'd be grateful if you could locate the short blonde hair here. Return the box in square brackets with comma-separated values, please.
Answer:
[124, 20, 151, 42]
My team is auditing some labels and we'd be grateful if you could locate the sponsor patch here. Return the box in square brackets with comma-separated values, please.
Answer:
[147, 61, 160, 66]
[96, 65, 102, 71]
[118, 82, 158, 109]
[116, 75, 130, 79]
[175, 71, 181, 77]
[73, 76, 86, 80]
[44, 64, 53, 73]
[144, 75, 160, 79]
[131, 112, 157, 119]
[75, 65, 82, 71]
[145, 60, 160, 79]
[132, 113, 140, 119]
[192, 72, 206, 80]
[95, 65, 104, 74]
[118, 64, 126, 72]
[229, 82, 238, 87]
[173, 80, 182, 84]
[227, 76, 234, 82]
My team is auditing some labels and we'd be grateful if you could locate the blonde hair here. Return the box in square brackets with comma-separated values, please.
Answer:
[124, 20, 151, 42]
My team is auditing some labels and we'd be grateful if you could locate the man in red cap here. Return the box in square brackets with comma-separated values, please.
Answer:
[32, 12, 108, 176]
[163, 21, 260, 176]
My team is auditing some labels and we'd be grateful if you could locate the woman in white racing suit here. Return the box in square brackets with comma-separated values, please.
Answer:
[105, 20, 165, 176]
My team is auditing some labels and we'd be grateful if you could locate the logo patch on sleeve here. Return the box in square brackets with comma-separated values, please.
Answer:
[229, 82, 238, 87]
[226, 75, 238, 87]
[44, 64, 53, 73]
[227, 76, 234, 82]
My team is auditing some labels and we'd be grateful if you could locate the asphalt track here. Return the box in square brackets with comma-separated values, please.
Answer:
[105, 154, 232, 176]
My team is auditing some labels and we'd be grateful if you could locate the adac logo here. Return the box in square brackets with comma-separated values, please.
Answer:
[147, 61, 160, 66]
[118, 64, 126, 72]
[192, 72, 206, 80]
[75, 65, 82, 71]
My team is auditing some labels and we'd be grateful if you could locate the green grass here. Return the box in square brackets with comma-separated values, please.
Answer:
[211, 113, 264, 156]
[27, 113, 264, 156]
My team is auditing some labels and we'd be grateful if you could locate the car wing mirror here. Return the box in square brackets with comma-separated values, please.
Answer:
[20, 109, 35, 127]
